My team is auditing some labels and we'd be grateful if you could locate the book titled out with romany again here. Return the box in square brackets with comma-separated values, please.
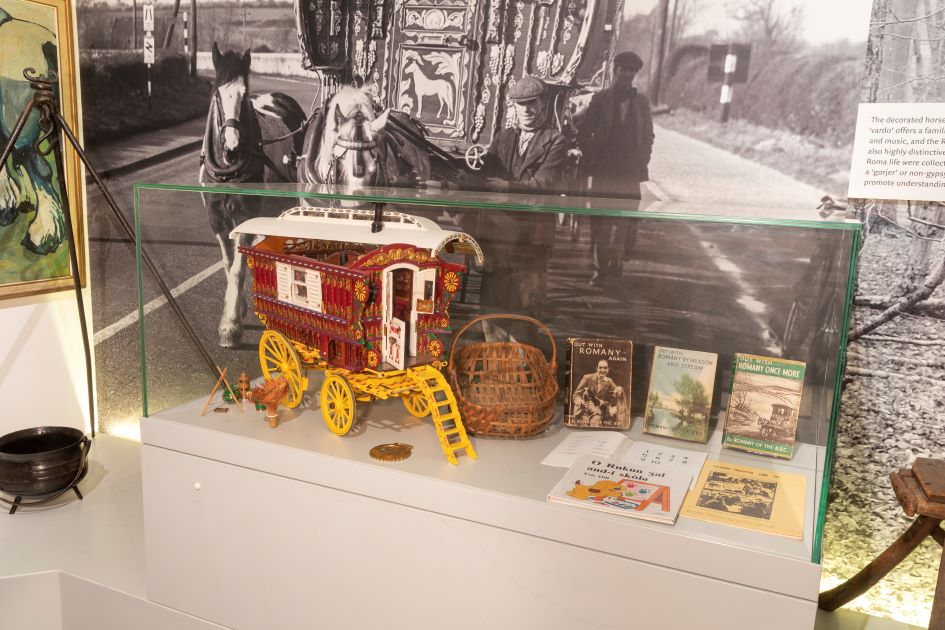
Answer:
[722, 353, 806, 459]
[547, 455, 691, 524]
[565, 338, 632, 430]
[643, 346, 718, 443]
[680, 461, 807, 539]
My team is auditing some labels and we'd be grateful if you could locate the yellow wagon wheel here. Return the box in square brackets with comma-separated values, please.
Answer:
[402, 391, 431, 418]
[258, 330, 305, 409]
[321, 373, 357, 435]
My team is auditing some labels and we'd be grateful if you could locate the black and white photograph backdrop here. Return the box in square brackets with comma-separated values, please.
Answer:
[84, 0, 868, 429]
[72, 1, 944, 624]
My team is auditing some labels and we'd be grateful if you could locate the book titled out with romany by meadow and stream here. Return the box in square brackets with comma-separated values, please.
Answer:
[643, 346, 718, 443]
[547, 455, 692, 524]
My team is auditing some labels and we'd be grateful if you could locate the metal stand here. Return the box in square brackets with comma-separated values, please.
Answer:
[2, 481, 85, 515]
[0, 69, 231, 430]
[0, 436, 91, 514]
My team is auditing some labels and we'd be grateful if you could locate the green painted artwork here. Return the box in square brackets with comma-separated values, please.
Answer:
[0, 0, 71, 293]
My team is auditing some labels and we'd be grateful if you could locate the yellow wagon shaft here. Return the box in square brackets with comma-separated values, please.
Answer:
[258, 329, 476, 464]
[320, 365, 477, 466]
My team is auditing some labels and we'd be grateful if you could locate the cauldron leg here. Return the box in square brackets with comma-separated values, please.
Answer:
[9, 496, 21, 515]
[72, 486, 84, 501]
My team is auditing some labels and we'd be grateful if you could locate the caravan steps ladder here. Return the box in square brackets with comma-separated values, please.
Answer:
[407, 365, 477, 465]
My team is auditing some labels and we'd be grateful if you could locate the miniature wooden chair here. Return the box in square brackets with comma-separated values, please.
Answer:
[819, 458, 945, 629]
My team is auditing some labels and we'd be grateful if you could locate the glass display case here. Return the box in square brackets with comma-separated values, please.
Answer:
[133, 182, 859, 629]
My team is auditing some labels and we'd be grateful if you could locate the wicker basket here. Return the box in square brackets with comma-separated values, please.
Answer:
[447, 314, 558, 438]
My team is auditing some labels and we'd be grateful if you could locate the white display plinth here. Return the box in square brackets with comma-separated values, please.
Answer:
[141, 385, 825, 630]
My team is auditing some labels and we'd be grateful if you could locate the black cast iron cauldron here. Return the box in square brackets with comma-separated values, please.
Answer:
[0, 427, 91, 497]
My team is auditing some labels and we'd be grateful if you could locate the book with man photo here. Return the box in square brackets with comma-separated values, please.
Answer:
[566, 338, 632, 430]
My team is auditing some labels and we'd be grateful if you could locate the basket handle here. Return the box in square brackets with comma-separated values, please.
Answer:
[448, 314, 557, 369]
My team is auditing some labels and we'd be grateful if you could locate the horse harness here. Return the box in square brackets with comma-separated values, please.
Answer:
[322, 111, 383, 185]
[201, 88, 308, 183]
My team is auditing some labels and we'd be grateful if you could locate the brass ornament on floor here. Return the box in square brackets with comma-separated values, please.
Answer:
[370, 443, 413, 462]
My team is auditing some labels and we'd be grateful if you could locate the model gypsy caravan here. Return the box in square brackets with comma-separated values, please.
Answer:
[231, 206, 484, 464]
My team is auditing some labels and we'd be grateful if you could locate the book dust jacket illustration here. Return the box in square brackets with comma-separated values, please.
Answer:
[643, 347, 718, 443]
[722, 354, 806, 459]
[547, 455, 692, 524]
[566, 338, 632, 430]
[681, 461, 806, 539]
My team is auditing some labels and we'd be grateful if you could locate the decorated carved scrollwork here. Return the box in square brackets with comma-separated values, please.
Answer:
[370, 0, 389, 40]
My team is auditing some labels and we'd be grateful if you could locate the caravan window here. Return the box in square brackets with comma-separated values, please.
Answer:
[276, 263, 323, 312]
[292, 270, 308, 302]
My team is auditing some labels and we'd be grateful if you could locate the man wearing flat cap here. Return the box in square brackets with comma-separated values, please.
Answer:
[482, 74, 570, 192]
[472, 75, 563, 338]
[578, 50, 655, 285]
[578, 51, 654, 198]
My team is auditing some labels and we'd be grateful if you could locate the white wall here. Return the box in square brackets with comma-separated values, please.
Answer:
[60, 573, 225, 630]
[0, 289, 93, 437]
[0, 572, 225, 630]
[0, 572, 62, 630]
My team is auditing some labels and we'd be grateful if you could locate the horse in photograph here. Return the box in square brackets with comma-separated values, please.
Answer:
[200, 42, 306, 347]
[0, 6, 64, 255]
[298, 85, 438, 189]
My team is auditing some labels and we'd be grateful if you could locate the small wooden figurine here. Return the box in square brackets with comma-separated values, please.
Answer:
[237, 371, 251, 401]
[246, 376, 289, 428]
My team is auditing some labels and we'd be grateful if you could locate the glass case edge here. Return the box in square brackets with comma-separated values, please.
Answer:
[813, 229, 862, 564]
[134, 185, 149, 418]
[133, 183, 863, 231]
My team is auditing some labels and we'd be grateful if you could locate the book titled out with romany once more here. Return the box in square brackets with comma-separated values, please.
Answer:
[643, 346, 718, 443]
[680, 461, 807, 539]
[722, 354, 806, 459]
[548, 455, 692, 524]
[566, 338, 632, 430]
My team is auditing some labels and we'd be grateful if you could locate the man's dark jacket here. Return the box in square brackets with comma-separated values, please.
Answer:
[484, 127, 570, 191]
[578, 86, 654, 196]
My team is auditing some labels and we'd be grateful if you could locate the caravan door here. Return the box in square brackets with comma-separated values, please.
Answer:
[385, 317, 406, 370]
[382, 266, 413, 370]
[411, 268, 437, 356]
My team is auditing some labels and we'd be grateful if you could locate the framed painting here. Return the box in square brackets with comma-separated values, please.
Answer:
[0, 0, 83, 298]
